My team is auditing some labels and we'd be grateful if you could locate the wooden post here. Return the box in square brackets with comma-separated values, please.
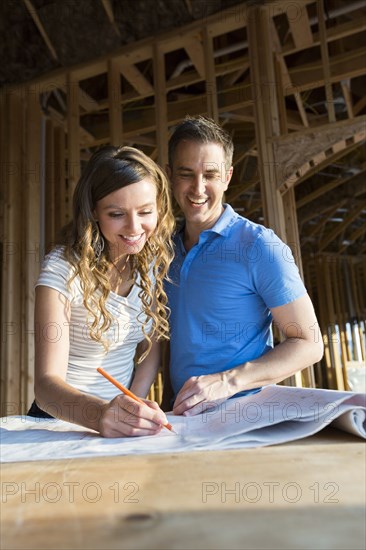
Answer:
[324, 259, 345, 390]
[332, 259, 349, 389]
[1, 88, 24, 415]
[153, 44, 168, 169]
[53, 126, 66, 236]
[45, 119, 55, 253]
[108, 58, 123, 146]
[316, 258, 334, 389]
[317, 0, 336, 123]
[203, 26, 218, 123]
[22, 86, 42, 411]
[247, 5, 286, 240]
[247, 4, 314, 387]
[67, 72, 80, 220]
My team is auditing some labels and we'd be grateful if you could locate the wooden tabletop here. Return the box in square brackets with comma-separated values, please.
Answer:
[1, 427, 365, 550]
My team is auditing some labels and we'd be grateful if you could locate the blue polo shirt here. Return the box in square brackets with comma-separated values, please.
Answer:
[166, 204, 307, 398]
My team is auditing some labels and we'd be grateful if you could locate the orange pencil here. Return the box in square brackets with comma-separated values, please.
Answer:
[97, 367, 175, 433]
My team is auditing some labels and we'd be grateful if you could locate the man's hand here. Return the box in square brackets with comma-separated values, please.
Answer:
[173, 372, 233, 416]
[99, 394, 169, 437]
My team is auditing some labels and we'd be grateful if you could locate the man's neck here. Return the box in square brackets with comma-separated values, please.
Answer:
[182, 206, 226, 251]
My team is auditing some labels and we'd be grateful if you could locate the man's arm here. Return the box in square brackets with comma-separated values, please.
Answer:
[172, 293, 324, 415]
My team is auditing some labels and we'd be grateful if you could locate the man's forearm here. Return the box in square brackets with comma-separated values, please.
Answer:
[226, 338, 324, 394]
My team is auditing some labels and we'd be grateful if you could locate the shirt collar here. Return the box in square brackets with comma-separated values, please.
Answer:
[175, 204, 239, 250]
[207, 204, 239, 236]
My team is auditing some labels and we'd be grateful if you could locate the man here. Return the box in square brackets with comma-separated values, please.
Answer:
[164, 116, 324, 416]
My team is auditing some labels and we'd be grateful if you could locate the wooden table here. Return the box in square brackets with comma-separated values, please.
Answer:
[1, 428, 365, 550]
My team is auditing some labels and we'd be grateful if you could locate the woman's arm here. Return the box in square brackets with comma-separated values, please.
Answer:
[130, 338, 161, 398]
[34, 286, 168, 436]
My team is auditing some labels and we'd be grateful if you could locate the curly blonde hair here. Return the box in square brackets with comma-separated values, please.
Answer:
[60, 146, 175, 362]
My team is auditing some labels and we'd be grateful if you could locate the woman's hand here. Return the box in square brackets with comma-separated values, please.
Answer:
[99, 394, 169, 437]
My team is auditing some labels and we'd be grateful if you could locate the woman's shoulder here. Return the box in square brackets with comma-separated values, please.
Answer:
[38, 246, 77, 283]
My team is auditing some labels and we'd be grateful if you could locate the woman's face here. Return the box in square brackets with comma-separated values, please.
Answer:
[94, 178, 158, 260]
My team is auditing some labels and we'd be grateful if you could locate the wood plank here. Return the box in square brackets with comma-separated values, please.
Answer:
[59, 84, 100, 113]
[45, 119, 55, 252]
[108, 58, 123, 146]
[288, 6, 313, 49]
[341, 80, 354, 119]
[101, 0, 121, 36]
[47, 106, 95, 145]
[354, 94, 366, 116]
[53, 126, 66, 235]
[23, 0, 58, 61]
[283, 17, 366, 56]
[203, 26, 218, 122]
[23, 87, 42, 410]
[317, 0, 336, 123]
[338, 222, 366, 255]
[247, 5, 286, 241]
[286, 47, 366, 95]
[331, 261, 349, 388]
[1, 90, 24, 414]
[319, 203, 366, 252]
[66, 73, 80, 220]
[120, 63, 154, 96]
[297, 166, 366, 208]
[324, 260, 345, 390]
[184, 34, 205, 79]
[153, 44, 168, 168]
[315, 259, 334, 388]
[1, 432, 364, 549]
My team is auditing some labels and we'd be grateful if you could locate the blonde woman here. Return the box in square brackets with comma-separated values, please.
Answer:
[28, 146, 175, 437]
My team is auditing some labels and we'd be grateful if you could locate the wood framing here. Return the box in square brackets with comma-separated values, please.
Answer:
[1, 0, 365, 412]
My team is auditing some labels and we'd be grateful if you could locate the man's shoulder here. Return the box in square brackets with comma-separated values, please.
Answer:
[226, 209, 277, 243]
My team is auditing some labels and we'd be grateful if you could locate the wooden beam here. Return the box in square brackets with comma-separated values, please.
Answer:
[22, 88, 41, 410]
[23, 0, 58, 61]
[272, 116, 366, 191]
[108, 58, 123, 146]
[341, 80, 354, 119]
[1, 90, 24, 414]
[297, 168, 366, 208]
[59, 84, 100, 113]
[319, 203, 366, 252]
[153, 44, 168, 168]
[184, 34, 206, 79]
[338, 222, 366, 254]
[288, 6, 313, 49]
[286, 47, 366, 95]
[120, 64, 154, 96]
[45, 119, 55, 252]
[271, 21, 308, 128]
[53, 126, 67, 233]
[283, 17, 366, 56]
[47, 106, 95, 145]
[323, 260, 345, 390]
[317, 0, 336, 123]
[67, 73, 80, 219]
[203, 26, 218, 122]
[247, 5, 286, 241]
[100, 0, 121, 37]
[353, 94, 366, 116]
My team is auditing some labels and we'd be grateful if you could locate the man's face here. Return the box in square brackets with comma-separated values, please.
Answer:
[167, 140, 233, 231]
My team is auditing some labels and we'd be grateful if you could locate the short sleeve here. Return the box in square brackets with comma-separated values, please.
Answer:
[250, 229, 307, 309]
[35, 248, 76, 302]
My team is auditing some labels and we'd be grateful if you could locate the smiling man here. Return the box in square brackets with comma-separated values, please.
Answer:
[164, 116, 324, 416]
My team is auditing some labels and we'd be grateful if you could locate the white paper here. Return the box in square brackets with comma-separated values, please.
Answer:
[1, 385, 365, 463]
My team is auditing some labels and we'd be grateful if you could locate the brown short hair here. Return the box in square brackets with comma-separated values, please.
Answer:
[168, 115, 234, 168]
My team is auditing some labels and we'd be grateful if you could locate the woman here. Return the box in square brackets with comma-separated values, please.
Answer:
[28, 146, 175, 437]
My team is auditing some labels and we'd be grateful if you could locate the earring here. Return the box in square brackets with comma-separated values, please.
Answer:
[94, 233, 105, 260]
